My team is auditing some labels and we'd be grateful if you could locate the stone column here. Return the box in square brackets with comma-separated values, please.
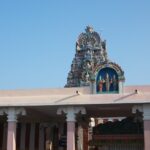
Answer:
[0, 108, 26, 150]
[7, 120, 17, 150]
[143, 104, 150, 150]
[57, 107, 86, 150]
[66, 114, 75, 150]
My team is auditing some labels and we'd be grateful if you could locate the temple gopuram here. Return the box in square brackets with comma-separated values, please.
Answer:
[0, 26, 150, 150]
[65, 26, 125, 94]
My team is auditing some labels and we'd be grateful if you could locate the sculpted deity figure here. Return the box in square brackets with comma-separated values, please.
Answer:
[85, 72, 90, 83]
[86, 61, 92, 70]
[85, 49, 92, 60]
[104, 73, 110, 92]
[112, 75, 118, 91]
[98, 76, 104, 92]
[76, 42, 81, 51]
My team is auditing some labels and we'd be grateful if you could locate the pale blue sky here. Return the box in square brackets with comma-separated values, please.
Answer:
[0, 0, 150, 89]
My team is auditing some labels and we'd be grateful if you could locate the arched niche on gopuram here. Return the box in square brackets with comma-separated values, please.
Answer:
[94, 63, 125, 94]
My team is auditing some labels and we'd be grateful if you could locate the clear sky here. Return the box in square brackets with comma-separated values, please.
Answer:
[0, 0, 150, 89]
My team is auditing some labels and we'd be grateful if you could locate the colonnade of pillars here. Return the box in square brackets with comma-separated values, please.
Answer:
[0, 105, 150, 150]
[0, 106, 86, 150]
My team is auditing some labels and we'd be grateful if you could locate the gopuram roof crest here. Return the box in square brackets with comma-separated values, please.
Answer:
[65, 26, 125, 94]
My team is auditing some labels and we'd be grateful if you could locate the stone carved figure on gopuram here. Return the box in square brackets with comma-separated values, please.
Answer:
[65, 26, 125, 89]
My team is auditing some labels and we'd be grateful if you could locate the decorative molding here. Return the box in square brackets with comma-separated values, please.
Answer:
[94, 62, 125, 81]
[57, 106, 86, 122]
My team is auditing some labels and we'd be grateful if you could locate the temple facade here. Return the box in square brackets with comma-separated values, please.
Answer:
[0, 26, 150, 150]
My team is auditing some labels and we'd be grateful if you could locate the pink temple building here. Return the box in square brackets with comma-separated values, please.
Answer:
[0, 26, 150, 150]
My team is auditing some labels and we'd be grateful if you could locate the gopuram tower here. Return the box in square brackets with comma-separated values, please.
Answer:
[65, 26, 125, 94]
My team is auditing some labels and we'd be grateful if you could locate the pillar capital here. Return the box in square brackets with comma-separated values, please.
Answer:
[57, 106, 86, 122]
[0, 107, 26, 122]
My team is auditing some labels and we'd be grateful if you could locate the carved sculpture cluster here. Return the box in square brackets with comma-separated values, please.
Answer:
[65, 26, 124, 87]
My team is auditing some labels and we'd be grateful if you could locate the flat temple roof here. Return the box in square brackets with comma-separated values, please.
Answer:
[0, 85, 150, 107]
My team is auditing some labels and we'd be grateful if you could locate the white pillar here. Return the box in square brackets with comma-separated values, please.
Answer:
[7, 120, 17, 150]
[29, 123, 36, 150]
[20, 123, 26, 150]
[57, 107, 86, 150]
[0, 108, 26, 150]
[66, 111, 76, 150]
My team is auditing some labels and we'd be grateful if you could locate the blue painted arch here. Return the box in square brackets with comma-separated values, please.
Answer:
[96, 67, 119, 93]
